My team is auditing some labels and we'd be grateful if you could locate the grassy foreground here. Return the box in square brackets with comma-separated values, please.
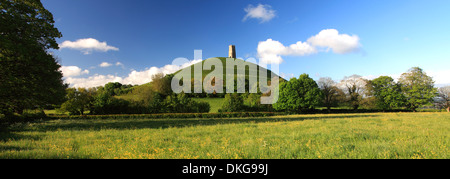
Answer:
[0, 113, 448, 159]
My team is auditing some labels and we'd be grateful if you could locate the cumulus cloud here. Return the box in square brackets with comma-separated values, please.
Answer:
[257, 39, 317, 64]
[307, 29, 360, 54]
[426, 70, 450, 87]
[123, 59, 202, 85]
[60, 66, 89, 77]
[243, 4, 276, 23]
[59, 38, 119, 55]
[257, 29, 361, 64]
[99, 62, 113, 68]
[65, 75, 123, 88]
[64, 59, 203, 88]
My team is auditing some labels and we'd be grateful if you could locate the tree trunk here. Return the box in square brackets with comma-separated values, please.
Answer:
[447, 107, 449, 113]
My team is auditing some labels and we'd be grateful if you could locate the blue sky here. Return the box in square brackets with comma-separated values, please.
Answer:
[42, 0, 450, 87]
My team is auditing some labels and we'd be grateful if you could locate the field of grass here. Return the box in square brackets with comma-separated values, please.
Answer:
[0, 112, 448, 159]
[192, 98, 224, 113]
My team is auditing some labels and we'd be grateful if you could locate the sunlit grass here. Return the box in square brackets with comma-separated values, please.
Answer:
[0, 112, 448, 159]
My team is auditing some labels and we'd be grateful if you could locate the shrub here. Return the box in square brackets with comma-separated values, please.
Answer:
[219, 93, 245, 112]
[163, 93, 210, 113]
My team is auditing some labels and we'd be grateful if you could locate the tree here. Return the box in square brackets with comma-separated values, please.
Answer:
[104, 82, 123, 96]
[164, 93, 210, 113]
[273, 74, 322, 113]
[338, 75, 367, 110]
[220, 93, 245, 112]
[367, 76, 405, 110]
[59, 88, 95, 115]
[0, 0, 66, 114]
[90, 91, 129, 115]
[317, 77, 342, 111]
[437, 86, 450, 112]
[398, 67, 437, 112]
[151, 73, 173, 97]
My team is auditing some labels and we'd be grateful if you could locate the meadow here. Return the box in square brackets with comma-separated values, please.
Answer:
[192, 98, 224, 113]
[0, 112, 448, 159]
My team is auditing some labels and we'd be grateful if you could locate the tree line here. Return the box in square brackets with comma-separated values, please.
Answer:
[58, 75, 210, 115]
[272, 67, 449, 113]
[1, 0, 449, 119]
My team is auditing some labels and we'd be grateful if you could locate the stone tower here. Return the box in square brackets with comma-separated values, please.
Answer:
[228, 45, 236, 59]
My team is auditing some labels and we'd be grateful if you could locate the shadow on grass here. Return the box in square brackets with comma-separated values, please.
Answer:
[0, 133, 43, 152]
[28, 114, 380, 132]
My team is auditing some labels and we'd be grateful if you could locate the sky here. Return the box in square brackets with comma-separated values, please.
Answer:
[42, 0, 450, 88]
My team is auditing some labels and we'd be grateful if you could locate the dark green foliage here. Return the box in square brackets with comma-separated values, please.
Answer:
[273, 74, 322, 113]
[58, 88, 95, 115]
[219, 93, 245, 112]
[0, 0, 66, 114]
[151, 73, 173, 97]
[90, 92, 130, 115]
[367, 76, 405, 110]
[49, 112, 279, 120]
[103, 82, 133, 96]
[163, 93, 210, 113]
[399, 67, 437, 112]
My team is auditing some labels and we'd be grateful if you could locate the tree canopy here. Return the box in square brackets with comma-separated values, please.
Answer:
[367, 76, 405, 110]
[273, 74, 322, 113]
[0, 0, 66, 114]
[398, 67, 437, 112]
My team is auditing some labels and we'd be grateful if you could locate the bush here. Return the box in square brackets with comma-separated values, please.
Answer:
[90, 92, 130, 115]
[48, 112, 280, 120]
[1, 111, 48, 129]
[273, 74, 322, 113]
[219, 93, 244, 112]
[163, 93, 210, 113]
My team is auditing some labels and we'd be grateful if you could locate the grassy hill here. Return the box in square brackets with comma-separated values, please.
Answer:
[116, 57, 284, 110]
[175, 57, 283, 83]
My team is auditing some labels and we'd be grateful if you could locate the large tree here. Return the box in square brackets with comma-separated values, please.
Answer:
[367, 76, 405, 110]
[317, 77, 343, 111]
[437, 86, 450, 112]
[398, 67, 437, 112]
[273, 74, 322, 113]
[0, 0, 66, 114]
[338, 75, 367, 110]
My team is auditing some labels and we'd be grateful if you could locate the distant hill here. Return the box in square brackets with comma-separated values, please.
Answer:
[117, 57, 284, 100]
[174, 57, 284, 83]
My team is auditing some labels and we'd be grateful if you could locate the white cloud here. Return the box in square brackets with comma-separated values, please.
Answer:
[123, 59, 202, 85]
[427, 70, 450, 86]
[257, 29, 361, 64]
[64, 59, 203, 88]
[60, 66, 89, 77]
[59, 38, 119, 55]
[99, 62, 113, 68]
[116, 62, 124, 66]
[307, 29, 360, 54]
[257, 39, 317, 64]
[243, 4, 276, 23]
[65, 74, 123, 88]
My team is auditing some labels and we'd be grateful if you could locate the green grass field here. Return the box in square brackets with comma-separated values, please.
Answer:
[192, 98, 224, 113]
[0, 112, 448, 159]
